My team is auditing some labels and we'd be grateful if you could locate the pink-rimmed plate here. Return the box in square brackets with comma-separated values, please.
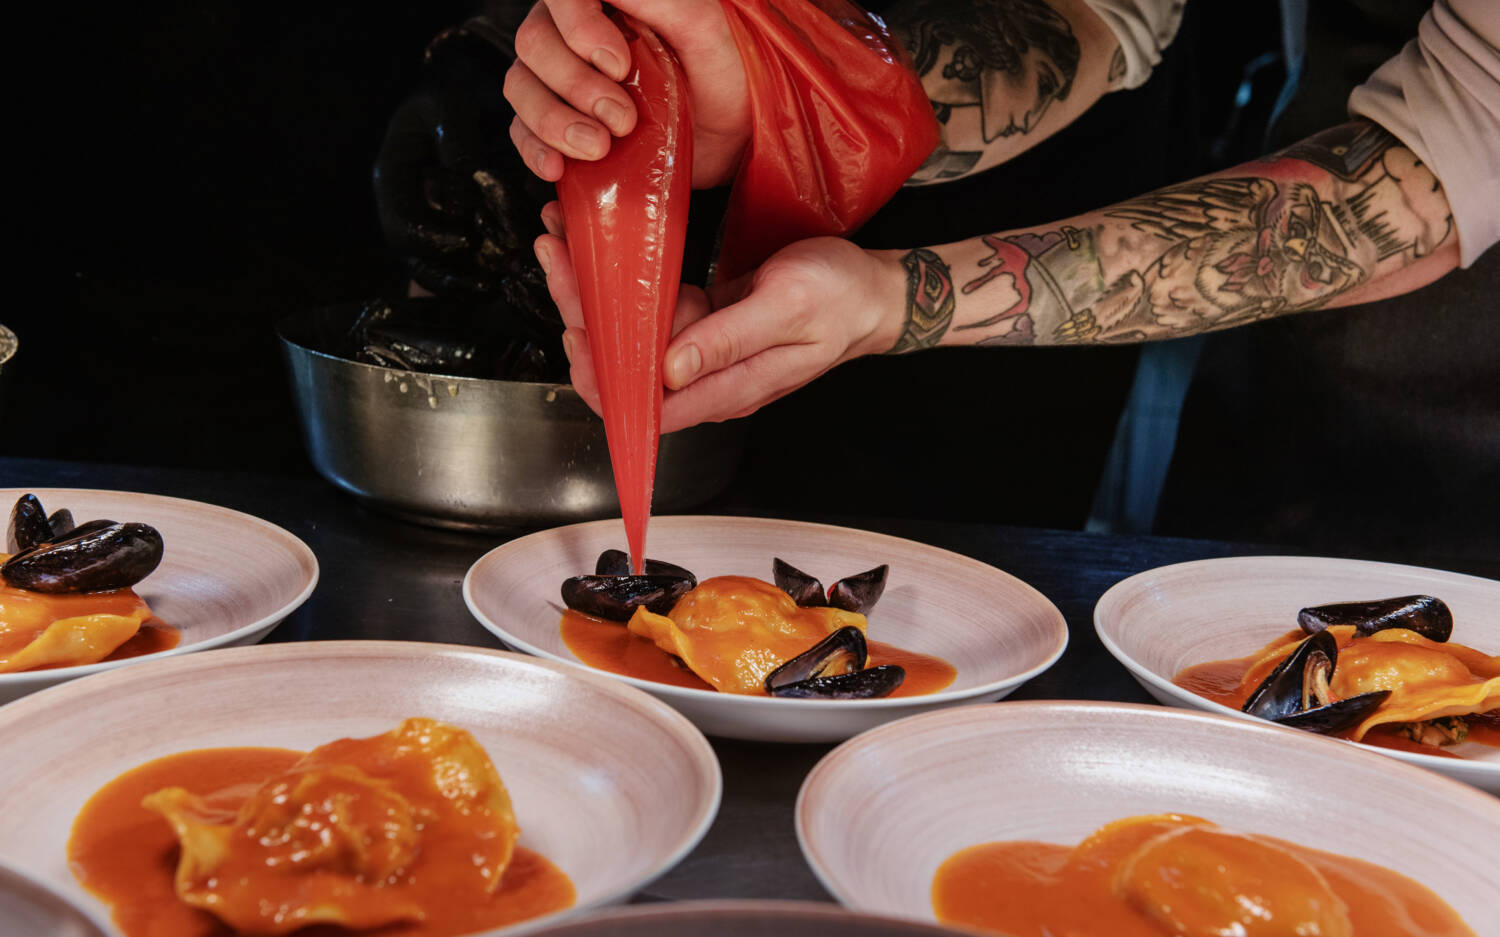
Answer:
[0, 640, 721, 936]
[1094, 555, 1500, 792]
[0, 859, 110, 937]
[797, 701, 1499, 931]
[1, 487, 318, 703]
[463, 516, 1067, 742]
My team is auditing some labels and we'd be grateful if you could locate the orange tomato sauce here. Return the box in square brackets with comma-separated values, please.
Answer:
[559, 609, 957, 697]
[1173, 628, 1499, 758]
[0, 579, 179, 668]
[932, 815, 1476, 937]
[68, 748, 574, 937]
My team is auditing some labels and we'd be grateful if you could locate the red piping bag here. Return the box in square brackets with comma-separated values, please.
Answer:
[556, 12, 691, 575]
[716, 0, 940, 283]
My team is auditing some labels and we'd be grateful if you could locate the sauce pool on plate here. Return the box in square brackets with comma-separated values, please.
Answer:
[1174, 626, 1500, 758]
[0, 579, 179, 672]
[69, 734, 574, 937]
[561, 608, 957, 697]
[932, 814, 1476, 937]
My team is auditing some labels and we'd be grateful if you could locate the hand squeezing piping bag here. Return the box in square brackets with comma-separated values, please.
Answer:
[555, 12, 691, 575]
[556, 1, 934, 575]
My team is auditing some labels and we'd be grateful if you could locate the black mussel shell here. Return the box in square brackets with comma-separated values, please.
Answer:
[8, 494, 51, 554]
[58, 518, 118, 540]
[770, 664, 906, 699]
[594, 549, 696, 585]
[561, 574, 694, 621]
[1298, 595, 1452, 643]
[1, 522, 165, 593]
[46, 509, 76, 539]
[1274, 690, 1391, 735]
[773, 558, 827, 607]
[765, 626, 868, 692]
[829, 564, 889, 614]
[1242, 630, 1339, 722]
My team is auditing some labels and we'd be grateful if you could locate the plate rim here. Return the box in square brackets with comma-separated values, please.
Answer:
[793, 699, 1500, 910]
[518, 898, 973, 935]
[0, 487, 320, 687]
[0, 639, 725, 934]
[1091, 554, 1500, 778]
[462, 515, 1069, 711]
[0, 856, 112, 937]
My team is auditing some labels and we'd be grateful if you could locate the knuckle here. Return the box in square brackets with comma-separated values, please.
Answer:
[513, 17, 544, 60]
[707, 327, 745, 371]
[537, 108, 583, 147]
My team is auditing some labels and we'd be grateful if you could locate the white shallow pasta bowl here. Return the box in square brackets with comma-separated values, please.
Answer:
[1093, 555, 1500, 792]
[0, 641, 721, 937]
[522, 899, 978, 937]
[796, 701, 1500, 931]
[0, 487, 318, 703]
[463, 516, 1068, 743]
[0, 859, 111, 937]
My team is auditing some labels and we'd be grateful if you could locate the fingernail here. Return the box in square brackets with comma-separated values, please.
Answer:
[593, 97, 629, 135]
[535, 242, 552, 275]
[532, 146, 550, 174]
[591, 49, 623, 79]
[565, 122, 605, 159]
[562, 330, 577, 361]
[669, 344, 702, 386]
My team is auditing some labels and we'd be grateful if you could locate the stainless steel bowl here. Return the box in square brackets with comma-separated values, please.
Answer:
[278, 307, 744, 530]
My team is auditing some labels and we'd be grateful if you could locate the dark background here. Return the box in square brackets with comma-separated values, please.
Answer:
[3, 1, 1238, 485]
[8, 1, 475, 472]
[5, 1, 1494, 565]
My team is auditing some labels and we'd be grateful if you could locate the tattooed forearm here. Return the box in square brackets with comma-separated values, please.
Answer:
[892, 0, 1108, 185]
[893, 249, 957, 351]
[894, 121, 1457, 348]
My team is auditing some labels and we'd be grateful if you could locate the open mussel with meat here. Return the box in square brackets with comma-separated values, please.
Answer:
[1175, 594, 1500, 752]
[560, 549, 697, 621]
[764, 626, 905, 699]
[1298, 595, 1452, 642]
[1241, 630, 1391, 734]
[2, 494, 163, 594]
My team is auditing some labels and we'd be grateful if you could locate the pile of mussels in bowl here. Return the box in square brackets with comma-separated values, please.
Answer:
[278, 295, 744, 531]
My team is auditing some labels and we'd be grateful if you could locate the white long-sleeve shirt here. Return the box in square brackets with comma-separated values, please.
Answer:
[1086, 0, 1499, 265]
[1348, 0, 1499, 266]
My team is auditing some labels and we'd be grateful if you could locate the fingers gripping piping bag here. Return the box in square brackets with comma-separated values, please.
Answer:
[556, 3, 938, 573]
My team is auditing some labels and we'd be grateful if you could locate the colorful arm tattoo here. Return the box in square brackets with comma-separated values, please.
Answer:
[889, 122, 1455, 350]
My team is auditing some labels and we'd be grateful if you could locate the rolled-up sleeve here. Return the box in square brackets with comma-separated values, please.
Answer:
[1348, 0, 1500, 266]
[1082, 0, 1185, 90]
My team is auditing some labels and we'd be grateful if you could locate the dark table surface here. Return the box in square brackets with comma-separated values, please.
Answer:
[3, 456, 1496, 904]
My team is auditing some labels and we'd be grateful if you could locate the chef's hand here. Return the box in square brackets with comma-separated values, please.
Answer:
[373, 21, 554, 298]
[505, 0, 750, 189]
[534, 203, 905, 432]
